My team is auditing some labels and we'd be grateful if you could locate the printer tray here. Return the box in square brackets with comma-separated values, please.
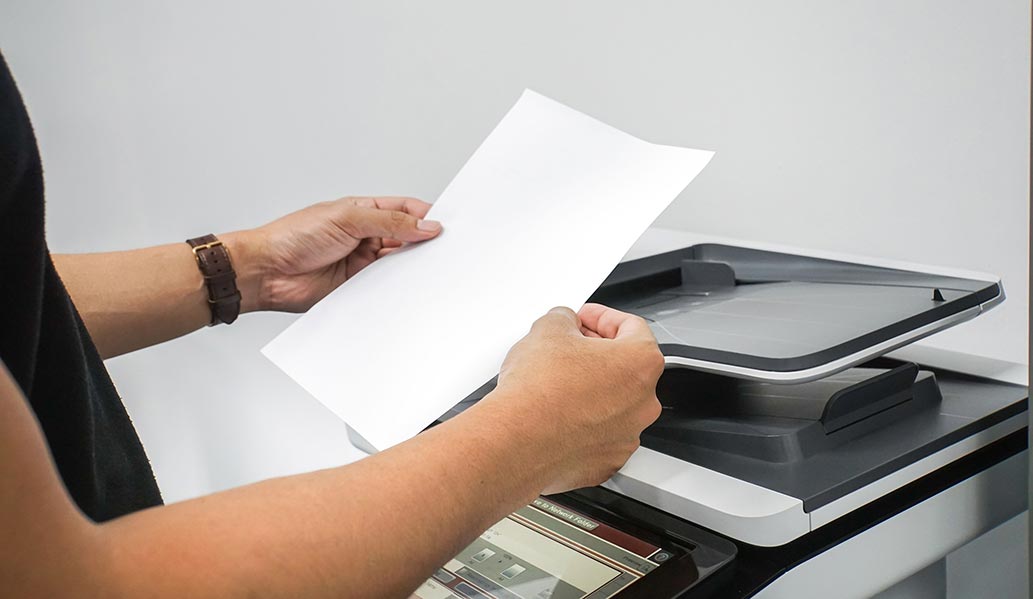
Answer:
[591, 244, 1003, 383]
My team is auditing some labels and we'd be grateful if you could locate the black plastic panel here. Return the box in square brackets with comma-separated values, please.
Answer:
[643, 363, 1028, 511]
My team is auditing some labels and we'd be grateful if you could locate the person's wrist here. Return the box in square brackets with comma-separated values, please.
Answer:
[463, 386, 563, 496]
[219, 229, 272, 314]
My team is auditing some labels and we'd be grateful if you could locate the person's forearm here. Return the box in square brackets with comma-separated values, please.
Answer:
[96, 393, 545, 598]
[2, 355, 551, 598]
[52, 197, 446, 358]
[53, 232, 263, 358]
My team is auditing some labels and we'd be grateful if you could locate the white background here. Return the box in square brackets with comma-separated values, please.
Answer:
[0, 1, 1028, 595]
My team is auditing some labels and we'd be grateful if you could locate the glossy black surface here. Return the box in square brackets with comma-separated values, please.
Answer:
[556, 486, 737, 598]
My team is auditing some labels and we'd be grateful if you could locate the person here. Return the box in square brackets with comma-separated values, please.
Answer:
[0, 51, 664, 598]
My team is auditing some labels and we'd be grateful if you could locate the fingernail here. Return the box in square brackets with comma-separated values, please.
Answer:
[417, 219, 442, 232]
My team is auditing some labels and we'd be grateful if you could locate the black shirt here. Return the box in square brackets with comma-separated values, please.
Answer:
[0, 52, 162, 521]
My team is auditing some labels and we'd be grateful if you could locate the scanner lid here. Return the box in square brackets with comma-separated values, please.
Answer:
[591, 243, 1004, 383]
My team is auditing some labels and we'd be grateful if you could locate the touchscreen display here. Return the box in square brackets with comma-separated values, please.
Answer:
[413, 497, 674, 599]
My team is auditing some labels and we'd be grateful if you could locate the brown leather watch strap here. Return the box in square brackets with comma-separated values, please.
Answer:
[186, 234, 241, 326]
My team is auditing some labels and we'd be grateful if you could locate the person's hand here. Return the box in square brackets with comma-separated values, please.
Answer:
[224, 196, 442, 313]
[475, 304, 665, 495]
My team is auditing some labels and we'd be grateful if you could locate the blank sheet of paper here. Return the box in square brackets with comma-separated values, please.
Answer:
[262, 90, 714, 451]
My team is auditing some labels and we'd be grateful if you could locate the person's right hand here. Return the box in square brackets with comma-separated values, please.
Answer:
[477, 304, 665, 495]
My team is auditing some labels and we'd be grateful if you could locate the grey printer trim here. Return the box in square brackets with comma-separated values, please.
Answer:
[602, 447, 808, 547]
[808, 414, 1026, 529]
[604, 410, 1026, 548]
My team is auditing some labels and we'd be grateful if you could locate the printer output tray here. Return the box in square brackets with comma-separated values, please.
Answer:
[590, 243, 1003, 383]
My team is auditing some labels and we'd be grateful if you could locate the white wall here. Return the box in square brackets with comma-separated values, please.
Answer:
[0, 0, 1027, 564]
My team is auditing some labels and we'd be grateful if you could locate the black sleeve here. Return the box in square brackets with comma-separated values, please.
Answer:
[0, 50, 43, 220]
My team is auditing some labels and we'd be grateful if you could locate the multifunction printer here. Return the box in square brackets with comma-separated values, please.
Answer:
[410, 230, 1028, 599]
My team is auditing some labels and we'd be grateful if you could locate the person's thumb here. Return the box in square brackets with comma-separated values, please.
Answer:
[343, 206, 442, 242]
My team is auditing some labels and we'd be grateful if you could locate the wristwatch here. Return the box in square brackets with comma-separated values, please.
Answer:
[186, 234, 241, 325]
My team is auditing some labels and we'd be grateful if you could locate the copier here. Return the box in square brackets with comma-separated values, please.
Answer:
[412, 229, 1028, 599]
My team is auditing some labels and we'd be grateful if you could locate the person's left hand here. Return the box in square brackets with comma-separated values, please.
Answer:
[225, 196, 442, 313]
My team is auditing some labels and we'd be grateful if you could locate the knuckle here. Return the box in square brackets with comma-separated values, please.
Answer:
[624, 348, 663, 388]
[389, 210, 409, 226]
[337, 204, 358, 221]
[331, 198, 360, 213]
[648, 348, 665, 376]
[530, 313, 554, 331]
[532, 309, 572, 333]
[633, 341, 664, 375]
[643, 397, 663, 425]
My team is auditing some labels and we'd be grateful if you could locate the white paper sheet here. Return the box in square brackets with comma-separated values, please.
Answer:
[262, 90, 713, 451]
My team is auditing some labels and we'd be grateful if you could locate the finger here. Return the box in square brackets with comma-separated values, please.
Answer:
[374, 239, 407, 259]
[372, 196, 434, 219]
[345, 238, 382, 278]
[340, 206, 442, 243]
[530, 306, 582, 335]
[577, 303, 655, 342]
[579, 325, 602, 338]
